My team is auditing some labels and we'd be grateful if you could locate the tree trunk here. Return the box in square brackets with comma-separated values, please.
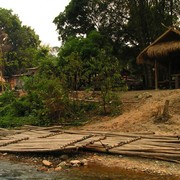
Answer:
[162, 100, 170, 119]
[154, 100, 171, 123]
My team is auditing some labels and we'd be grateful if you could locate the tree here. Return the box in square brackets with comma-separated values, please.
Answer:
[125, 0, 180, 87]
[0, 28, 11, 91]
[58, 31, 122, 114]
[58, 31, 119, 89]
[0, 8, 40, 76]
[54, 0, 130, 42]
[54, 0, 93, 43]
[54, 0, 180, 88]
[54, 0, 179, 45]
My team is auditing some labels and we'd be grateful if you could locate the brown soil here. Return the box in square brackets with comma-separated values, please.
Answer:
[83, 89, 180, 135]
[89, 154, 180, 178]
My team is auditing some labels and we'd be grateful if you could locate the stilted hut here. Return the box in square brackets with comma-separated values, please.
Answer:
[137, 28, 180, 89]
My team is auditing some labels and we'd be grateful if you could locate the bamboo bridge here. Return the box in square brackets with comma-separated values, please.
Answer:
[0, 126, 180, 163]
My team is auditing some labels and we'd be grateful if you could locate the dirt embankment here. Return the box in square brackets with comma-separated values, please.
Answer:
[83, 89, 180, 135]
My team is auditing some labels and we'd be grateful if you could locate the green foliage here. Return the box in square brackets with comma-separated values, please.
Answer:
[93, 49, 122, 114]
[0, 91, 38, 127]
[0, 76, 67, 127]
[58, 31, 123, 115]
[53, 0, 94, 42]
[58, 31, 122, 91]
[59, 100, 98, 126]
[0, 8, 40, 76]
[0, 90, 15, 106]
[0, 116, 38, 128]
[54, 0, 179, 46]
[54, 0, 180, 88]
[100, 91, 121, 115]
[22, 75, 65, 124]
[0, 67, 100, 127]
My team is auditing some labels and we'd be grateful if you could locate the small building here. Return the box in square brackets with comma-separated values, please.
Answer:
[136, 28, 180, 89]
[9, 74, 24, 90]
[9, 67, 38, 90]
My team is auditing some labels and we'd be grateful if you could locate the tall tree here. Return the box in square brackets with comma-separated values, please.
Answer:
[54, 0, 129, 44]
[58, 30, 122, 90]
[0, 29, 10, 91]
[125, 0, 180, 87]
[0, 8, 40, 76]
[54, 0, 179, 49]
[54, 0, 180, 88]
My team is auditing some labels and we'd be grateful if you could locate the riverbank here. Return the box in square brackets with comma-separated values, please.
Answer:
[0, 151, 180, 179]
[0, 90, 180, 179]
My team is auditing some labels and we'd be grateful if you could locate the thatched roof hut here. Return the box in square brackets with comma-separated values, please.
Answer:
[137, 28, 180, 64]
[136, 28, 180, 89]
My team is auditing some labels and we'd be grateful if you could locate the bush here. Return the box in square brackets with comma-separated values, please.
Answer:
[0, 72, 122, 128]
[0, 90, 15, 107]
[0, 116, 38, 128]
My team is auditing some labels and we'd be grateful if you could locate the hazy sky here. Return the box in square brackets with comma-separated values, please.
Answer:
[0, 0, 70, 47]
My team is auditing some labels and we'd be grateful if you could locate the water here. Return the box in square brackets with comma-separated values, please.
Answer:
[0, 160, 53, 180]
[0, 160, 178, 180]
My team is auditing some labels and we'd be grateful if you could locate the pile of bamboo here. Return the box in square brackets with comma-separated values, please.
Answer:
[0, 129, 105, 153]
[79, 130, 180, 163]
[0, 127, 179, 163]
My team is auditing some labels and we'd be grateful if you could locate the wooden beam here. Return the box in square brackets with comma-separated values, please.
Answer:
[154, 59, 158, 90]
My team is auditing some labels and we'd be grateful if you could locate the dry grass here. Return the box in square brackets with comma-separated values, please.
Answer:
[147, 41, 180, 58]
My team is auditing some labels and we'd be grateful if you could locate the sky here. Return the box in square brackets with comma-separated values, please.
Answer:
[0, 0, 70, 47]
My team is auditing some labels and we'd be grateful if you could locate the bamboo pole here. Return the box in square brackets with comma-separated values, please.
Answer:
[0, 129, 180, 163]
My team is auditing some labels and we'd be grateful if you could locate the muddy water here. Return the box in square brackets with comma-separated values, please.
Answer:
[0, 160, 178, 180]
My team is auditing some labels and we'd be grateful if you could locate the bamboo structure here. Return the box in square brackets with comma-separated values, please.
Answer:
[0, 127, 179, 163]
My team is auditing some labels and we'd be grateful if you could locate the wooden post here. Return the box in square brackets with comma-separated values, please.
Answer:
[168, 61, 172, 89]
[154, 100, 171, 123]
[154, 59, 158, 90]
[162, 100, 170, 118]
[174, 74, 179, 89]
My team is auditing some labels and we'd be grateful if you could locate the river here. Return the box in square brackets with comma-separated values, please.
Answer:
[0, 160, 178, 180]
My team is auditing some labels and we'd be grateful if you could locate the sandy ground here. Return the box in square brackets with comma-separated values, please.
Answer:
[90, 154, 180, 177]
[83, 89, 180, 135]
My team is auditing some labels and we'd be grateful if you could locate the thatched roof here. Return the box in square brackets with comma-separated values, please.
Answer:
[137, 28, 180, 64]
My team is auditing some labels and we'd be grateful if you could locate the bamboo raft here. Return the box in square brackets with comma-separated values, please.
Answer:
[0, 126, 179, 163]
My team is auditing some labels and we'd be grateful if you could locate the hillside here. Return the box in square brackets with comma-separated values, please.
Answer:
[83, 90, 180, 135]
